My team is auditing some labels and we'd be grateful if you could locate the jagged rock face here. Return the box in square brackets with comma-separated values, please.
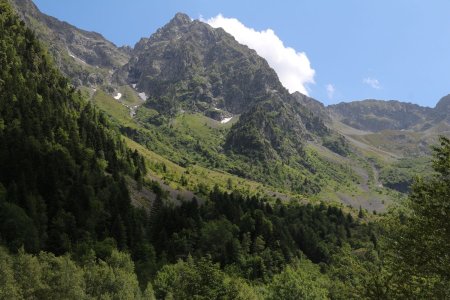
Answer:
[115, 13, 285, 115]
[11, 0, 129, 86]
[329, 100, 432, 131]
[114, 13, 330, 160]
[10, 3, 331, 161]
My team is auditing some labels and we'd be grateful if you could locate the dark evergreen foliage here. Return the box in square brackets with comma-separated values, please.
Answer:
[0, 0, 146, 254]
[3, 3, 422, 299]
[149, 187, 374, 281]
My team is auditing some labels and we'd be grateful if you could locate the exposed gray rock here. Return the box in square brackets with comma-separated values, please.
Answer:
[11, 0, 129, 86]
[114, 13, 329, 160]
[114, 13, 285, 115]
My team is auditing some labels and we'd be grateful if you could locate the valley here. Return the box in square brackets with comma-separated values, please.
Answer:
[1, 0, 449, 298]
[10, 0, 445, 214]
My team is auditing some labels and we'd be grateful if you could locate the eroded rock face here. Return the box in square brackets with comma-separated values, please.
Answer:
[292, 92, 331, 123]
[10, 2, 331, 161]
[115, 13, 284, 115]
[11, 0, 129, 86]
[114, 13, 330, 160]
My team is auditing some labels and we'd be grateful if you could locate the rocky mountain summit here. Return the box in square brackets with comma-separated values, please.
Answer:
[9, 3, 334, 162]
[115, 13, 330, 160]
[10, 1, 449, 144]
[115, 13, 285, 116]
[10, 1, 448, 204]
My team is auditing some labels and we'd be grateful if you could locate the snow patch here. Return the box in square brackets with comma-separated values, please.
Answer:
[213, 107, 220, 111]
[221, 117, 233, 124]
[138, 92, 148, 101]
[113, 93, 122, 100]
[132, 84, 137, 88]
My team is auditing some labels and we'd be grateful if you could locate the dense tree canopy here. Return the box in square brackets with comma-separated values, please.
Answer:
[385, 136, 450, 298]
[0, 0, 146, 255]
[149, 187, 375, 282]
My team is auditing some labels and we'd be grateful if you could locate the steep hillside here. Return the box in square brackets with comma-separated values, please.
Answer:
[11, 0, 129, 86]
[3, 2, 449, 298]
[0, 0, 146, 254]
[329, 97, 450, 156]
[292, 92, 331, 123]
[9, 3, 404, 209]
[329, 95, 450, 134]
[98, 13, 398, 208]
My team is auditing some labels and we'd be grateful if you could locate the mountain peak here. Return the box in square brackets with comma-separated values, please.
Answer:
[169, 12, 192, 26]
[117, 12, 285, 115]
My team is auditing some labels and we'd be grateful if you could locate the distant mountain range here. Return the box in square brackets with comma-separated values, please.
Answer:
[329, 96, 450, 132]
[13, 0, 449, 138]
[11, 0, 450, 209]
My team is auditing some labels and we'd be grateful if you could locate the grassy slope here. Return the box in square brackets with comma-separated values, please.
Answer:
[86, 87, 304, 201]
[91, 89, 133, 123]
[124, 137, 306, 202]
[308, 143, 401, 212]
[118, 85, 143, 106]
[88, 87, 405, 212]
[331, 118, 434, 208]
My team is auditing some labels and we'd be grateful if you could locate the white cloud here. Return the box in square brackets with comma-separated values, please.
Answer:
[204, 14, 315, 95]
[363, 77, 381, 89]
[326, 84, 335, 99]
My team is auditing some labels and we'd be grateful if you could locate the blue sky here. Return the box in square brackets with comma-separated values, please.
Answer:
[34, 0, 450, 107]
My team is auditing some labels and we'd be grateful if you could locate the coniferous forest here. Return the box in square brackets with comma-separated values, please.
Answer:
[1, 0, 449, 299]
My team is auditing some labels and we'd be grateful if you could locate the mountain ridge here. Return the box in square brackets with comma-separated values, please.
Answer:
[328, 97, 450, 132]
[11, 3, 447, 204]
[115, 12, 330, 162]
[10, 0, 129, 86]
[115, 13, 286, 115]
